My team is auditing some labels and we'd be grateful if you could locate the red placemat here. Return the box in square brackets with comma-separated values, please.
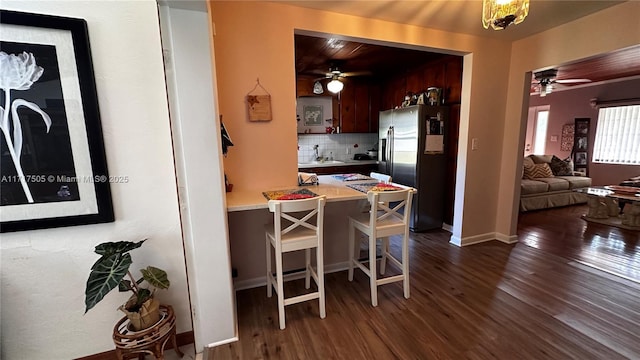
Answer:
[262, 188, 319, 200]
[346, 182, 403, 193]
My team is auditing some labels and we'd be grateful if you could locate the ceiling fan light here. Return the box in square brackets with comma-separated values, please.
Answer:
[482, 0, 529, 30]
[327, 78, 344, 93]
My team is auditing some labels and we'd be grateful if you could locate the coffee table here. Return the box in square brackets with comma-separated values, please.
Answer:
[575, 186, 640, 230]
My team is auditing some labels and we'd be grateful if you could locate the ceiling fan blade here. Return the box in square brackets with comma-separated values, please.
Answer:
[341, 70, 373, 77]
[555, 78, 592, 84]
[310, 69, 329, 76]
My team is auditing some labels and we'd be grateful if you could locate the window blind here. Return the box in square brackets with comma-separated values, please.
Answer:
[592, 105, 640, 165]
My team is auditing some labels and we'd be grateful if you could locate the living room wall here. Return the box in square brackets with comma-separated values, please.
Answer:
[528, 76, 640, 186]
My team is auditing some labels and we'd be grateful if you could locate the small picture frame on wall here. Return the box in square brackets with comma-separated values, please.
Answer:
[576, 136, 588, 150]
[575, 151, 588, 166]
[303, 105, 323, 126]
[576, 121, 589, 135]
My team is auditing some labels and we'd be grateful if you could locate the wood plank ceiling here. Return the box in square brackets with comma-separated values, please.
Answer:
[295, 34, 640, 92]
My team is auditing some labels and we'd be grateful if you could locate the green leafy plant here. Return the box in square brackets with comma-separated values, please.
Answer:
[84, 240, 170, 314]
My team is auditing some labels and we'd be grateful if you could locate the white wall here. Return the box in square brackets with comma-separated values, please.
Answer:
[158, 3, 237, 350]
[0, 1, 191, 358]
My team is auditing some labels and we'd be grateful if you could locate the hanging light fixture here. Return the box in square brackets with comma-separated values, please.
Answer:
[539, 79, 553, 97]
[327, 75, 344, 93]
[312, 80, 324, 94]
[482, 0, 529, 30]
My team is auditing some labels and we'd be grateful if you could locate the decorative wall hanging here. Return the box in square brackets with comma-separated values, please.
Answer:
[0, 10, 114, 232]
[560, 124, 574, 151]
[246, 78, 272, 122]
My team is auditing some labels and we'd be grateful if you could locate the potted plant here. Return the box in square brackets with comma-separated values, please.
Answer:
[84, 240, 170, 331]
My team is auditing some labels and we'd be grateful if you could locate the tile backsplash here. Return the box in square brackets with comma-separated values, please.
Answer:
[298, 133, 378, 163]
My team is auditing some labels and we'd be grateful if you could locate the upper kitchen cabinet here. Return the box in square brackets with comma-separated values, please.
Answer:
[297, 74, 329, 97]
[380, 55, 463, 108]
[338, 78, 380, 133]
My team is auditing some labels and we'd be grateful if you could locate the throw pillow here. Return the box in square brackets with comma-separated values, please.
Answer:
[523, 156, 535, 167]
[522, 156, 535, 179]
[529, 154, 553, 164]
[523, 163, 554, 179]
[549, 155, 574, 176]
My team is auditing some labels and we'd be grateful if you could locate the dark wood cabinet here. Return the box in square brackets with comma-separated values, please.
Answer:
[299, 163, 378, 175]
[337, 78, 380, 133]
[296, 76, 316, 97]
[380, 55, 463, 109]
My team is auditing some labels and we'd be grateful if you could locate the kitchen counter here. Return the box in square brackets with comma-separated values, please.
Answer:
[297, 159, 378, 169]
[226, 175, 373, 212]
[225, 174, 415, 289]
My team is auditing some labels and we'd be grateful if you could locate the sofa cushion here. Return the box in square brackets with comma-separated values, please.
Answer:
[523, 156, 535, 167]
[523, 163, 554, 179]
[549, 156, 574, 176]
[529, 154, 553, 164]
[535, 177, 571, 191]
[521, 179, 549, 195]
[556, 176, 592, 189]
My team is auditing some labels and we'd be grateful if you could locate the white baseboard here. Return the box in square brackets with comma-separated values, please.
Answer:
[204, 336, 239, 357]
[450, 232, 518, 247]
[234, 261, 350, 291]
[495, 232, 518, 244]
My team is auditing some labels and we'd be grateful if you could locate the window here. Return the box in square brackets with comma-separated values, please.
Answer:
[532, 107, 549, 154]
[592, 105, 640, 165]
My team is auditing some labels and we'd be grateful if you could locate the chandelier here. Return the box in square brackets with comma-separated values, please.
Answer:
[482, 0, 529, 30]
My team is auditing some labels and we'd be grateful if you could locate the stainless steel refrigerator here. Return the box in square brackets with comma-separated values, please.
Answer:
[378, 104, 447, 232]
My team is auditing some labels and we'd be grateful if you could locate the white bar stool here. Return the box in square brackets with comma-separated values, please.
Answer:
[347, 188, 415, 306]
[370, 172, 392, 183]
[265, 195, 327, 329]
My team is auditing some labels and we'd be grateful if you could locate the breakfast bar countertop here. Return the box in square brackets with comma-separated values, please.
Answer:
[297, 159, 378, 168]
[226, 175, 375, 212]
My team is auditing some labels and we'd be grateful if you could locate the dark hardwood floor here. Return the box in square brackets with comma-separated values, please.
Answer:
[518, 204, 640, 283]
[209, 205, 640, 359]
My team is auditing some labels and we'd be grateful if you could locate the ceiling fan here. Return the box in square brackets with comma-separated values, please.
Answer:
[533, 69, 592, 97]
[312, 61, 372, 94]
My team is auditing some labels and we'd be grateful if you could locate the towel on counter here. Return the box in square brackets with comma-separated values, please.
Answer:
[298, 172, 319, 185]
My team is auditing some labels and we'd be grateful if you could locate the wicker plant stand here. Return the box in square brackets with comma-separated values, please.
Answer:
[113, 304, 183, 360]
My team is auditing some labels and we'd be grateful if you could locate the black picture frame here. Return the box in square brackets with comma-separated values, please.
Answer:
[576, 136, 588, 150]
[575, 151, 588, 166]
[1, 10, 114, 232]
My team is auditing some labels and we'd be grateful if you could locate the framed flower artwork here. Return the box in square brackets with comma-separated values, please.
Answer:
[1, 10, 114, 232]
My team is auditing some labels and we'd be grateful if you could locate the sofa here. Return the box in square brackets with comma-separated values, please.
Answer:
[520, 154, 592, 212]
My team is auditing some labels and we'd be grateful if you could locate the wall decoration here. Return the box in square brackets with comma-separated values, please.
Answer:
[246, 78, 272, 122]
[575, 151, 588, 166]
[573, 118, 591, 176]
[303, 105, 323, 126]
[560, 124, 574, 151]
[296, 96, 333, 134]
[1, 10, 114, 232]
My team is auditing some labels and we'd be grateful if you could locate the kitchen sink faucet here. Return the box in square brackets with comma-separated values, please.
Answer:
[313, 144, 322, 161]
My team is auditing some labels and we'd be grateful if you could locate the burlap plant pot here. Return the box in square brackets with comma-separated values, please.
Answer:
[119, 297, 161, 331]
